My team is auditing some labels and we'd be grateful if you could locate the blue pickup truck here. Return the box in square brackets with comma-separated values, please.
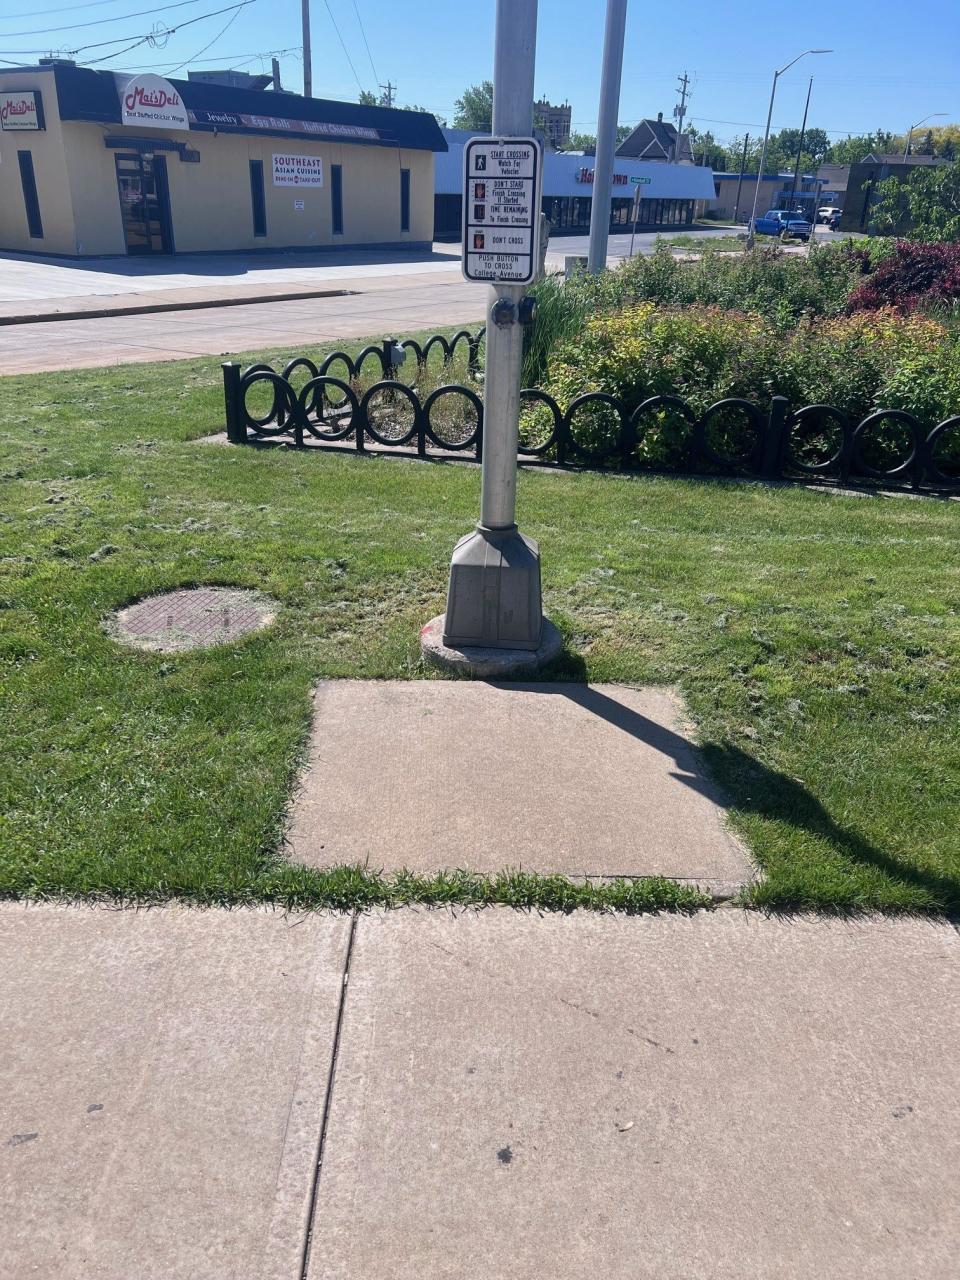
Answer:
[754, 209, 812, 241]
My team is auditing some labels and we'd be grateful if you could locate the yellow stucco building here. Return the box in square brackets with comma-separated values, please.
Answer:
[0, 62, 445, 257]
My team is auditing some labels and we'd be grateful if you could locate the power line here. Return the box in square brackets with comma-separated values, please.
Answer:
[351, 0, 377, 84]
[80, 0, 255, 63]
[321, 0, 363, 92]
[0, 0, 208, 39]
[0, 0, 151, 20]
[163, 3, 242, 74]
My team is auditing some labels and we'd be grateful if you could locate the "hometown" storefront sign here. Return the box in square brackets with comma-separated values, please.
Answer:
[119, 74, 189, 131]
[272, 154, 324, 187]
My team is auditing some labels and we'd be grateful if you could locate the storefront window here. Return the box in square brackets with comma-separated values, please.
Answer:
[17, 152, 43, 239]
[400, 168, 410, 232]
[249, 160, 266, 237]
[331, 164, 343, 235]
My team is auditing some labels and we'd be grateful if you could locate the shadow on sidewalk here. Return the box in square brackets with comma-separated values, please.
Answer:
[518, 670, 959, 912]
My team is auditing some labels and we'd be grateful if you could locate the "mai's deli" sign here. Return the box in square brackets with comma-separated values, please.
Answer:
[120, 74, 189, 131]
[272, 153, 324, 187]
[0, 91, 42, 131]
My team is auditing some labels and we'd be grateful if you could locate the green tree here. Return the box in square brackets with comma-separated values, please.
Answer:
[453, 81, 493, 131]
[874, 159, 960, 240]
[402, 103, 446, 125]
[559, 124, 650, 154]
[560, 130, 596, 151]
[358, 89, 377, 106]
[687, 126, 731, 169]
[825, 131, 897, 165]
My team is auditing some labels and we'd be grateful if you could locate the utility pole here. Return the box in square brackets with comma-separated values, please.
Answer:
[732, 132, 750, 223]
[271, 57, 281, 91]
[746, 49, 831, 248]
[379, 80, 396, 108]
[673, 70, 690, 161]
[587, 0, 628, 273]
[786, 76, 812, 214]
[301, 0, 312, 97]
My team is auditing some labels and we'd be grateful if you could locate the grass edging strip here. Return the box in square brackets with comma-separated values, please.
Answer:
[0, 868, 714, 914]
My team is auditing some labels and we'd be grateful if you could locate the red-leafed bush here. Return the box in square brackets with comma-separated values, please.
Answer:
[848, 239, 960, 313]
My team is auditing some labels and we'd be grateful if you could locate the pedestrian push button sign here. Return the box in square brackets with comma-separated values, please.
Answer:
[462, 137, 542, 284]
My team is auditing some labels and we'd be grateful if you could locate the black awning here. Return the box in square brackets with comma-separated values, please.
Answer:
[50, 63, 447, 152]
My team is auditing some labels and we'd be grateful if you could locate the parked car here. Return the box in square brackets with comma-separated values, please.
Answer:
[817, 206, 842, 229]
[754, 209, 812, 241]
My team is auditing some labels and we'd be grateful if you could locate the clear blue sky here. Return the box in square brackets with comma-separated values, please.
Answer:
[1, 0, 957, 146]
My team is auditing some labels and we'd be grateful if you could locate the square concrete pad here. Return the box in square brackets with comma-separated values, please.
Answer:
[287, 681, 751, 883]
[0, 903, 350, 1280]
[307, 909, 960, 1280]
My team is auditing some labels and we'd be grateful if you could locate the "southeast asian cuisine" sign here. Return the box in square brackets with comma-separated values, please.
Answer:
[272, 154, 324, 187]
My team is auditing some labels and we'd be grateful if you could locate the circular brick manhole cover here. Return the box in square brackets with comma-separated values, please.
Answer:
[108, 587, 278, 653]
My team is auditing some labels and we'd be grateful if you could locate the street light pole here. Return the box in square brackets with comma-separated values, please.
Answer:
[903, 112, 947, 159]
[746, 48, 831, 248]
[587, 0, 628, 273]
[301, 0, 312, 97]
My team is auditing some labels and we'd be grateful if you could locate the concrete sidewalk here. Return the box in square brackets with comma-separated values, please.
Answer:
[2, 902, 957, 1278]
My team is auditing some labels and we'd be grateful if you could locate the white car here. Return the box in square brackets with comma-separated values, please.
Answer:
[817, 206, 842, 228]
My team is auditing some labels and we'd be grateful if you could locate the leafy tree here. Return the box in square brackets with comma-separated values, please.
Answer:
[403, 103, 446, 125]
[873, 159, 960, 241]
[687, 126, 728, 169]
[825, 131, 897, 165]
[358, 89, 377, 106]
[560, 130, 597, 151]
[453, 81, 493, 131]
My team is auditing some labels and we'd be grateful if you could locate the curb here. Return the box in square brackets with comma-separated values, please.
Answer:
[0, 287, 355, 327]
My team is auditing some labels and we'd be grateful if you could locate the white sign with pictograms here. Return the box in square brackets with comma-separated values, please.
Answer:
[462, 137, 542, 284]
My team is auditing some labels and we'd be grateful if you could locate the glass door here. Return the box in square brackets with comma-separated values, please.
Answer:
[115, 152, 173, 254]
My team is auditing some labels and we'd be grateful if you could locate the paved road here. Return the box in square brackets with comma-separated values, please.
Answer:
[2, 902, 957, 1278]
[0, 228, 847, 375]
[0, 232, 737, 307]
[0, 272, 485, 374]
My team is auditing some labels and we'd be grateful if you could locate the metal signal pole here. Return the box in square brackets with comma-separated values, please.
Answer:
[301, 0, 312, 97]
[437, 0, 547, 654]
[587, 0, 628, 273]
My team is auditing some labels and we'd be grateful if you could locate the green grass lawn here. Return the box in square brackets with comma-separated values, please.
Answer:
[2, 335, 959, 914]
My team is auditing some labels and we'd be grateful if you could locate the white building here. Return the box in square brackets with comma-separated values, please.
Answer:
[434, 128, 716, 240]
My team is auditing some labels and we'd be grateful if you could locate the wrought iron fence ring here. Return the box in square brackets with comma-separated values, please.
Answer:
[282, 357, 322, 416]
[297, 377, 358, 441]
[697, 398, 765, 469]
[240, 369, 297, 435]
[564, 391, 629, 463]
[628, 395, 697, 465]
[852, 409, 921, 479]
[923, 414, 960, 488]
[318, 350, 358, 380]
[422, 384, 483, 451]
[360, 379, 422, 447]
[786, 403, 849, 474]
[355, 344, 388, 381]
[517, 388, 563, 456]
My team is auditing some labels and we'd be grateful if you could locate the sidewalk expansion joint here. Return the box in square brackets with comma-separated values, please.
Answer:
[299, 909, 358, 1280]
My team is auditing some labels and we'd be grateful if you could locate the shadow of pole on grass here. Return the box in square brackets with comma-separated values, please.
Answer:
[521, 666, 958, 912]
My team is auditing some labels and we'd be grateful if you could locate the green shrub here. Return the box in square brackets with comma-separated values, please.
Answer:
[522, 242, 869, 389]
[537, 303, 960, 469]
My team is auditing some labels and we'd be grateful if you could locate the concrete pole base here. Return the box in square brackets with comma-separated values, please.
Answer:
[442, 524, 543, 651]
[421, 615, 564, 679]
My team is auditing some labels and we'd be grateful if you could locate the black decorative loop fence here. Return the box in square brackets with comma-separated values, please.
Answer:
[221, 330, 960, 493]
